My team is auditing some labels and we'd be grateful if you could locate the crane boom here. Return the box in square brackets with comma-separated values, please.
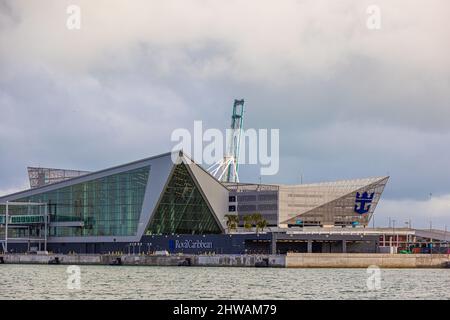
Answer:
[207, 99, 245, 183]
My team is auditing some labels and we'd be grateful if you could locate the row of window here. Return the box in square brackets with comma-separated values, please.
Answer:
[229, 203, 278, 212]
[229, 193, 279, 202]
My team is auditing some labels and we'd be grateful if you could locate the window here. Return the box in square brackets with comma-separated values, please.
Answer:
[238, 204, 257, 212]
[237, 195, 256, 202]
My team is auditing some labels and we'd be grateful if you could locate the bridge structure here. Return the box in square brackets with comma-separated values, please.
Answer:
[0, 201, 49, 253]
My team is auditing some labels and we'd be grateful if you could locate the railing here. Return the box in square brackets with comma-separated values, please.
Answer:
[0, 214, 85, 225]
[0, 215, 45, 224]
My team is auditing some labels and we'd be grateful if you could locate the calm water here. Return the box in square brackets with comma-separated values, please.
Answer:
[0, 265, 449, 300]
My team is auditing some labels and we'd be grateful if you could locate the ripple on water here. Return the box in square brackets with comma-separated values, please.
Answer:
[0, 265, 449, 299]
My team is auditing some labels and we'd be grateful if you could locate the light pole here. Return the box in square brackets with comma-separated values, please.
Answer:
[445, 225, 448, 243]
[445, 225, 449, 259]
[429, 220, 434, 254]
[404, 220, 410, 247]
[392, 219, 397, 248]
[5, 201, 8, 253]
[444, 225, 448, 251]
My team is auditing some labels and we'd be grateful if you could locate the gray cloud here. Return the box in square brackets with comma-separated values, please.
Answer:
[0, 0, 449, 227]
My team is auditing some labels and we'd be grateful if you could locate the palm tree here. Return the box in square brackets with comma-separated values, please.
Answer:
[257, 219, 268, 233]
[233, 215, 240, 231]
[251, 213, 263, 233]
[224, 214, 239, 233]
[243, 215, 252, 231]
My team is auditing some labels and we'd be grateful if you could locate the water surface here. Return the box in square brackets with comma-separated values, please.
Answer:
[1, 265, 449, 299]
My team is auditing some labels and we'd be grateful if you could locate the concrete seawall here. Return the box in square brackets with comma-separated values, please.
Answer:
[286, 253, 450, 268]
[0, 254, 285, 268]
[1, 253, 449, 268]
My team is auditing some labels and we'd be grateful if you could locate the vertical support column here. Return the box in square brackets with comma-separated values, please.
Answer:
[44, 203, 48, 252]
[342, 240, 347, 253]
[271, 232, 277, 254]
[5, 201, 8, 253]
[307, 240, 312, 253]
[27, 229, 30, 253]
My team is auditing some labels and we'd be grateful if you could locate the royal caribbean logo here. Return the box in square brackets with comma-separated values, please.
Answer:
[169, 239, 213, 250]
[354, 191, 374, 214]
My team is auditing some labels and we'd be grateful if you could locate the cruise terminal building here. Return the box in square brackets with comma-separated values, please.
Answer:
[0, 151, 390, 254]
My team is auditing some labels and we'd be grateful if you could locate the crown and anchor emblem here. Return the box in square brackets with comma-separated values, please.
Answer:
[354, 191, 375, 214]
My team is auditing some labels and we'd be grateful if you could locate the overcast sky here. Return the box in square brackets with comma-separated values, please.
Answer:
[0, 0, 449, 228]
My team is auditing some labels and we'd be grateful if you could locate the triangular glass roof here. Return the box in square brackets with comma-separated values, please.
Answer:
[146, 163, 222, 235]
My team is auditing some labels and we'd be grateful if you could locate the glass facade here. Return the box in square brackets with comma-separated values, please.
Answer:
[146, 164, 221, 235]
[3, 166, 150, 237]
[279, 177, 389, 226]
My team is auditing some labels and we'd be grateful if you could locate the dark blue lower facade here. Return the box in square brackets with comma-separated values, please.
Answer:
[5, 232, 381, 254]
[5, 234, 273, 255]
